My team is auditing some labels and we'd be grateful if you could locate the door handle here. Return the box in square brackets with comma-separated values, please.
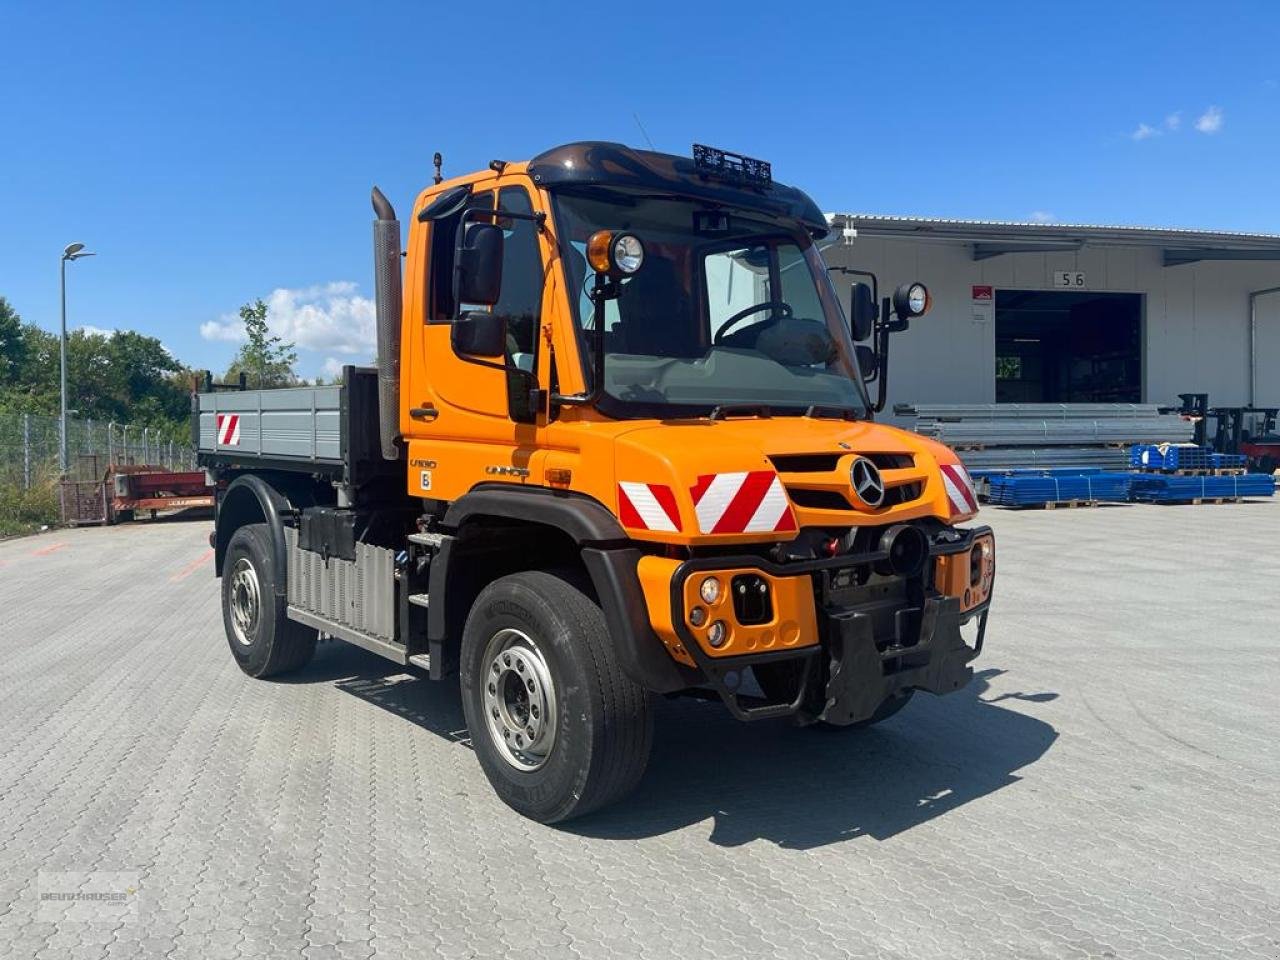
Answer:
[409, 406, 439, 422]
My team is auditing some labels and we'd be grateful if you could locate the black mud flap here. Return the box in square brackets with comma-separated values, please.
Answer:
[820, 596, 977, 726]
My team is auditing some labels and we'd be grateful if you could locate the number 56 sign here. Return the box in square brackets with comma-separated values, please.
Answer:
[1053, 270, 1086, 288]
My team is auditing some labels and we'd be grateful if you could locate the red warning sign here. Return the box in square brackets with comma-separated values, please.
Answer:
[971, 285, 994, 302]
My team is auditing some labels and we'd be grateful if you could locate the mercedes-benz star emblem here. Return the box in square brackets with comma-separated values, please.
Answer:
[849, 457, 886, 508]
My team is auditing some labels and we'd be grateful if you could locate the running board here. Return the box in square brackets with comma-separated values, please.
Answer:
[288, 605, 408, 665]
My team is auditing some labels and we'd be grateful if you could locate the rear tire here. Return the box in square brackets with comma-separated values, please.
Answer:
[221, 523, 317, 678]
[460, 569, 653, 823]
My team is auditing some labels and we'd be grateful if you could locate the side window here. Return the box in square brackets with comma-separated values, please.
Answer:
[495, 187, 542, 422]
[427, 191, 494, 323]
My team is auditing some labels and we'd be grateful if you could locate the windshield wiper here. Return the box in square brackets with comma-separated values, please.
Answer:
[708, 404, 773, 420]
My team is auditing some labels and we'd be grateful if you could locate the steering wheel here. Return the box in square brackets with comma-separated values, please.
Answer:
[713, 300, 793, 344]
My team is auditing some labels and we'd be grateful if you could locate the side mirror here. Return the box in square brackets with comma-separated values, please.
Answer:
[451, 311, 505, 357]
[855, 344, 878, 380]
[454, 221, 504, 307]
[849, 282, 877, 341]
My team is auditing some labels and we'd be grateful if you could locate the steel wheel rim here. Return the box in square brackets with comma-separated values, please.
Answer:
[481, 628, 557, 771]
[229, 557, 261, 647]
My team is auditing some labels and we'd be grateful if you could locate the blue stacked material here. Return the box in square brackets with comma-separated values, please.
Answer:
[1130, 473, 1276, 502]
[986, 471, 1133, 507]
[1211, 452, 1248, 470]
[1129, 444, 1164, 468]
[1129, 444, 1218, 470]
[1162, 446, 1215, 470]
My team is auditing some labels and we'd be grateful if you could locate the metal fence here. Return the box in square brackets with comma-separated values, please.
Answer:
[0, 412, 196, 489]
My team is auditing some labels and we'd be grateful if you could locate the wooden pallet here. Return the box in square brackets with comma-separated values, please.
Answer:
[1040, 499, 1101, 510]
[1146, 497, 1243, 506]
[1132, 468, 1245, 477]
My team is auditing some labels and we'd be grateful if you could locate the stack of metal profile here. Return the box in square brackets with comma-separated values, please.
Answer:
[986, 471, 1134, 507]
[895, 403, 1195, 473]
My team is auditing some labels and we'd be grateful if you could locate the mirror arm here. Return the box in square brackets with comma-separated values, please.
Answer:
[551, 272, 612, 407]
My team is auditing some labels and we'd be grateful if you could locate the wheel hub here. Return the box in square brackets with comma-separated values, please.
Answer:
[229, 557, 261, 647]
[481, 628, 557, 771]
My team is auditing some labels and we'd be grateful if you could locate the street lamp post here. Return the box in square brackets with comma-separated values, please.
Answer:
[60, 242, 96, 475]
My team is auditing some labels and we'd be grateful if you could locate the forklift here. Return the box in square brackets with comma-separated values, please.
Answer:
[1163, 393, 1280, 474]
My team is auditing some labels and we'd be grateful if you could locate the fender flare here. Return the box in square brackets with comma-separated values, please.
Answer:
[214, 474, 292, 597]
[431, 485, 692, 693]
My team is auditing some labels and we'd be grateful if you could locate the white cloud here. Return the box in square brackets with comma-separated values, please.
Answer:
[200, 281, 377, 356]
[1195, 105, 1224, 133]
[1164, 112, 1182, 131]
[76, 324, 116, 338]
[320, 357, 346, 379]
[1028, 211, 1056, 224]
[1130, 122, 1159, 141]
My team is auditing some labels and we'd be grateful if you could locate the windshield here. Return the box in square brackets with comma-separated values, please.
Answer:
[552, 191, 868, 417]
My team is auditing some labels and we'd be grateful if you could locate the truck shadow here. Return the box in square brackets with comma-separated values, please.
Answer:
[308, 644, 1057, 849]
[571, 667, 1058, 848]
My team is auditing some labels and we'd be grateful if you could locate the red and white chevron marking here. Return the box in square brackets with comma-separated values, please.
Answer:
[216, 413, 241, 446]
[690, 471, 796, 535]
[617, 482, 682, 533]
[939, 462, 978, 517]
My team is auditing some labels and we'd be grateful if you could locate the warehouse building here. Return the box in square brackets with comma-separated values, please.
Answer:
[821, 215, 1280, 416]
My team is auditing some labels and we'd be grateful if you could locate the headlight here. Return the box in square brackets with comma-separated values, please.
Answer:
[707, 620, 728, 648]
[699, 577, 721, 604]
[689, 605, 708, 627]
[892, 281, 931, 319]
[907, 283, 929, 314]
[612, 234, 644, 274]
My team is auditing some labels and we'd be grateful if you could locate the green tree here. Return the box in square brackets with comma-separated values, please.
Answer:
[0, 297, 26, 383]
[224, 298, 297, 388]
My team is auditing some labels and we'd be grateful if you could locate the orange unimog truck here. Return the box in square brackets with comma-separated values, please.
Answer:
[196, 142, 995, 822]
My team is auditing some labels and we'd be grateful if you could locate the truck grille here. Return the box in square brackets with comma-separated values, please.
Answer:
[767, 452, 925, 514]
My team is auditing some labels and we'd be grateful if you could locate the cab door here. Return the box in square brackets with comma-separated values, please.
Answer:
[406, 180, 548, 500]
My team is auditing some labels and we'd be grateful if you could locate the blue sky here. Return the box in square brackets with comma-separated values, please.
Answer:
[2, 0, 1278, 378]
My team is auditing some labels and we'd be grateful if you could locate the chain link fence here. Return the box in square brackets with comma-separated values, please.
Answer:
[0, 412, 196, 490]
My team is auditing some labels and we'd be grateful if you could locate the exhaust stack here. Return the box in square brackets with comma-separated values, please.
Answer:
[371, 186, 402, 461]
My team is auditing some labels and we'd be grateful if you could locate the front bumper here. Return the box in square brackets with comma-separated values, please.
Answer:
[657, 525, 993, 724]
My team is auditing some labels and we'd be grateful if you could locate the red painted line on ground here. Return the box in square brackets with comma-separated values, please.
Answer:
[170, 548, 214, 582]
[31, 542, 67, 556]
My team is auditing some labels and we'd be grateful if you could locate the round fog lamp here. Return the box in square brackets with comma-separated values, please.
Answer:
[612, 234, 644, 274]
[907, 283, 929, 315]
[699, 576, 721, 604]
[707, 620, 728, 648]
[689, 605, 708, 627]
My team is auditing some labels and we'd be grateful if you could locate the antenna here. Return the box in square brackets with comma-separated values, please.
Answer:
[632, 113, 655, 151]
[432, 152, 443, 185]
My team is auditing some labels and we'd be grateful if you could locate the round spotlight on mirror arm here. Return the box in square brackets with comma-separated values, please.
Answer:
[892, 282, 931, 321]
[586, 230, 645, 277]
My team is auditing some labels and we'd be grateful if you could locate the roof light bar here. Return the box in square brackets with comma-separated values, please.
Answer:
[692, 144, 771, 185]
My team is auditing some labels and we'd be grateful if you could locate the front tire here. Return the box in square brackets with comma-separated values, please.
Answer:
[460, 569, 653, 823]
[221, 523, 317, 678]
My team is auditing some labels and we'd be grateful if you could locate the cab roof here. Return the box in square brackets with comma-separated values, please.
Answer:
[527, 141, 829, 237]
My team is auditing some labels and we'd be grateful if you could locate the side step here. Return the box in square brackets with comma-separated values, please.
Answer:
[288, 605, 407, 665]
[408, 593, 430, 608]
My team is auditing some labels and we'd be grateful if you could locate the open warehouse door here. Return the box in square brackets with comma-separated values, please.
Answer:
[994, 290, 1143, 403]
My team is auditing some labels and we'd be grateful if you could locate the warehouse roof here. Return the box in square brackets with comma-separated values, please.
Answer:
[825, 213, 1280, 266]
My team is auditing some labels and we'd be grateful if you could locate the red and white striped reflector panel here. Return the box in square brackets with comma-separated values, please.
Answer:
[216, 414, 241, 446]
[939, 462, 978, 517]
[617, 482, 682, 533]
[690, 471, 796, 535]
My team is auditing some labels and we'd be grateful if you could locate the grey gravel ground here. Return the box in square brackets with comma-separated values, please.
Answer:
[0, 500, 1278, 960]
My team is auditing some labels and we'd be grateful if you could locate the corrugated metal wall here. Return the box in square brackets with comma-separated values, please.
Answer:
[823, 237, 1280, 412]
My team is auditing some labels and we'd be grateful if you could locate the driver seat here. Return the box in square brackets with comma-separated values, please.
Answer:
[615, 256, 701, 357]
